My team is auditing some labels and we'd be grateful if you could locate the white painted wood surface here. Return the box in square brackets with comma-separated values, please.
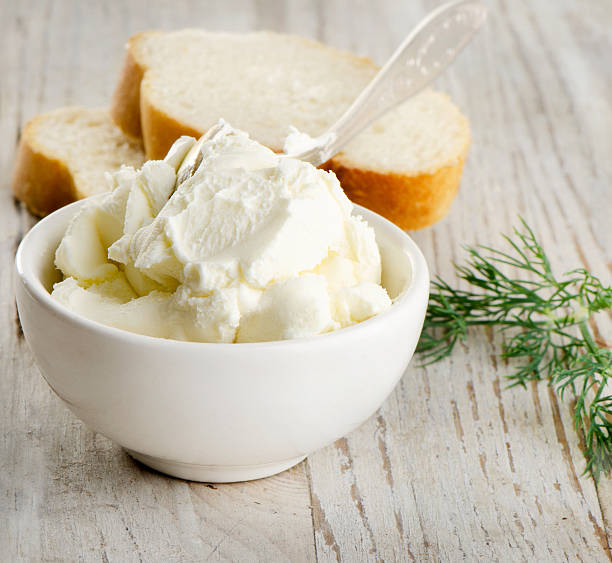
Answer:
[2, 0, 611, 560]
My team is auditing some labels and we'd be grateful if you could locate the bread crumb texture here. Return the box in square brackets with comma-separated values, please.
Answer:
[13, 108, 145, 216]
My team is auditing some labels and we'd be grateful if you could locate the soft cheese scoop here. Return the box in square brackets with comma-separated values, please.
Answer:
[52, 121, 392, 343]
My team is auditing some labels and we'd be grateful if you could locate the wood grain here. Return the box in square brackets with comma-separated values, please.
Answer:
[1, 0, 611, 560]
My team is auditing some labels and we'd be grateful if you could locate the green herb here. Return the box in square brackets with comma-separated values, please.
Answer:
[418, 219, 612, 479]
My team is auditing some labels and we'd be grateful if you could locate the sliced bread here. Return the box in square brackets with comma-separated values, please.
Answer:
[111, 30, 470, 229]
[12, 107, 146, 216]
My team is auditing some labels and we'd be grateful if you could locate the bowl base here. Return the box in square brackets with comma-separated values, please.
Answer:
[126, 450, 307, 483]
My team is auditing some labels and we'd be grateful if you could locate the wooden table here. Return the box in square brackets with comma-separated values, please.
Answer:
[2, 1, 611, 560]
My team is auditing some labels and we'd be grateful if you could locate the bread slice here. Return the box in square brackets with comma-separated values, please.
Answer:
[12, 107, 145, 216]
[111, 30, 470, 229]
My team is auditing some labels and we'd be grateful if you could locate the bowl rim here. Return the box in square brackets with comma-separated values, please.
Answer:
[15, 197, 429, 349]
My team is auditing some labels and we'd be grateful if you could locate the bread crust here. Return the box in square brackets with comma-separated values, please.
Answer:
[326, 150, 468, 230]
[110, 35, 148, 139]
[12, 123, 79, 216]
[140, 81, 204, 159]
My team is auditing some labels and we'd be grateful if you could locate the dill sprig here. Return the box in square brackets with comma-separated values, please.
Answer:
[418, 219, 612, 479]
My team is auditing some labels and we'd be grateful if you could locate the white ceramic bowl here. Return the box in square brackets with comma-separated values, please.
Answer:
[15, 199, 429, 482]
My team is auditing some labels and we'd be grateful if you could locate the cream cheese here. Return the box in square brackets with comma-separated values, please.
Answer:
[52, 121, 392, 342]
